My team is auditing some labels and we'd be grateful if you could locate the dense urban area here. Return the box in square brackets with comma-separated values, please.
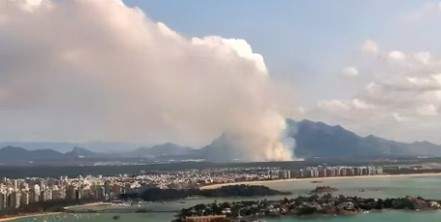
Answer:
[0, 165, 383, 212]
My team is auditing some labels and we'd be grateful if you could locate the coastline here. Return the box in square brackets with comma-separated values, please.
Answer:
[63, 201, 113, 210]
[200, 172, 441, 190]
[0, 202, 109, 222]
[0, 212, 62, 222]
[3, 172, 441, 221]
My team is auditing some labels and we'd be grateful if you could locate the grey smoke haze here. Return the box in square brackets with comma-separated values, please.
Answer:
[0, 0, 294, 161]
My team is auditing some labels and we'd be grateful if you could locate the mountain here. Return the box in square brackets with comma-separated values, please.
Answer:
[0, 146, 65, 161]
[2, 119, 441, 163]
[0, 143, 194, 164]
[0, 146, 99, 163]
[64, 147, 98, 158]
[195, 119, 441, 161]
[287, 119, 441, 158]
[129, 143, 193, 158]
[0, 142, 146, 153]
[195, 134, 241, 162]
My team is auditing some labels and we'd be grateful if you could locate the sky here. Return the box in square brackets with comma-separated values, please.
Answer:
[125, 0, 441, 144]
[124, 0, 435, 103]
[1, 0, 441, 154]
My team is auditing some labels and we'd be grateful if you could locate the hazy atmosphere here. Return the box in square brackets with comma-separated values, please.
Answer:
[4, 1, 441, 222]
[2, 0, 441, 160]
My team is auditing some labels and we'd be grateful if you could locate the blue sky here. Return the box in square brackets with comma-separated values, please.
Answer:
[1, 0, 441, 146]
[119, 0, 441, 143]
[124, 0, 433, 103]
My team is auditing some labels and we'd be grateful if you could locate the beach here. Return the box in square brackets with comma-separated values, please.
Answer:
[0, 212, 62, 222]
[199, 172, 441, 190]
[63, 201, 115, 210]
[0, 202, 111, 222]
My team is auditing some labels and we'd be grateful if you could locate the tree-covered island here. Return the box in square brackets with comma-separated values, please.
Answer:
[175, 188, 441, 221]
[120, 184, 290, 201]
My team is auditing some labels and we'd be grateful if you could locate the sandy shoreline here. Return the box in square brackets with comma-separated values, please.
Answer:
[200, 172, 441, 190]
[0, 202, 109, 222]
[0, 212, 62, 222]
[63, 201, 112, 210]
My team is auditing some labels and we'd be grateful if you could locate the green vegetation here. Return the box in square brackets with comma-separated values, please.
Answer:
[120, 185, 290, 201]
[175, 190, 441, 221]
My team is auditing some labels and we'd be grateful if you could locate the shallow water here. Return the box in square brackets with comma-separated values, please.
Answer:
[266, 210, 441, 222]
[12, 213, 174, 222]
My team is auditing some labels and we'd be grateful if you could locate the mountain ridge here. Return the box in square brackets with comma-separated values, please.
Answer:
[128, 143, 193, 158]
[1, 119, 441, 163]
[288, 119, 441, 158]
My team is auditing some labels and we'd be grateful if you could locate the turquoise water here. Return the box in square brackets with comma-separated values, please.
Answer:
[13, 213, 175, 222]
[12, 175, 441, 222]
[266, 211, 441, 222]
[14, 211, 441, 222]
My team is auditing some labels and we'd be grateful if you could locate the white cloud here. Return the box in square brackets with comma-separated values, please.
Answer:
[342, 66, 359, 77]
[388, 50, 407, 61]
[406, 1, 441, 21]
[13, 0, 45, 12]
[405, 75, 441, 91]
[296, 106, 306, 115]
[317, 100, 351, 112]
[414, 51, 432, 64]
[361, 39, 379, 55]
[191, 37, 267, 73]
[351, 99, 374, 110]
[392, 112, 408, 122]
[0, 0, 293, 161]
[317, 99, 374, 113]
[309, 41, 441, 143]
[417, 104, 439, 116]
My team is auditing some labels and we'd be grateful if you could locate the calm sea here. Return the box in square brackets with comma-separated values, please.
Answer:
[13, 175, 441, 222]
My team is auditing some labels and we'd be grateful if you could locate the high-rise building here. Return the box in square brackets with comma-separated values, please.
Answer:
[12, 191, 21, 209]
[0, 190, 7, 210]
[32, 184, 41, 203]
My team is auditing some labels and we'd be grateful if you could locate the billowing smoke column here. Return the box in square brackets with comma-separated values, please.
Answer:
[0, 0, 293, 161]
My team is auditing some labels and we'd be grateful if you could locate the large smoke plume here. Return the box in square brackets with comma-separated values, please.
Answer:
[0, 0, 293, 161]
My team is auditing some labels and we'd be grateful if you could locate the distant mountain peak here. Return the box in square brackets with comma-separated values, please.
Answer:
[1, 119, 441, 164]
[129, 143, 193, 158]
[1, 145, 27, 151]
[286, 118, 441, 158]
[0, 146, 64, 162]
[65, 146, 96, 158]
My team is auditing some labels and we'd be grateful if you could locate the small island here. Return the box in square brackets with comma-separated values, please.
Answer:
[175, 190, 441, 221]
[120, 185, 290, 201]
[309, 186, 338, 194]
